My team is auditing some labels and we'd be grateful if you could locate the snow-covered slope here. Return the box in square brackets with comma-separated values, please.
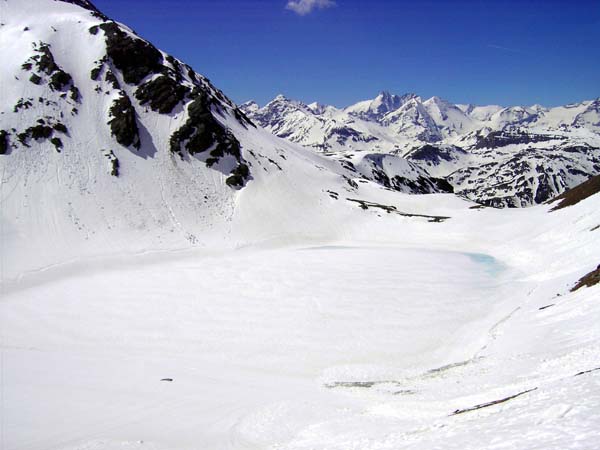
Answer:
[0, 0, 254, 275]
[4, 162, 600, 450]
[0, 0, 453, 278]
[242, 92, 600, 207]
[2, 2, 600, 450]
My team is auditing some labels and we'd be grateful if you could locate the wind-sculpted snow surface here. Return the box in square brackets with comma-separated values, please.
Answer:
[2, 1, 600, 450]
[243, 93, 600, 207]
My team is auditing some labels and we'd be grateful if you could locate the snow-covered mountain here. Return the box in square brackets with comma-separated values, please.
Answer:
[345, 91, 419, 122]
[240, 94, 404, 153]
[0, 0, 453, 277]
[3, 2, 600, 450]
[242, 93, 600, 207]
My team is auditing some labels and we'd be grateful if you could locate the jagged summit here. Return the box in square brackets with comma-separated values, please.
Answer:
[239, 100, 259, 114]
[344, 91, 419, 121]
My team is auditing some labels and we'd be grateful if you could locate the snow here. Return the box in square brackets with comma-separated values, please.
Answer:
[2, 1, 600, 449]
[245, 92, 599, 156]
[3, 139, 600, 448]
[243, 93, 600, 207]
[3, 194, 600, 450]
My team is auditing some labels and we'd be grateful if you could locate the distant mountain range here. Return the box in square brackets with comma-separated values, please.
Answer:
[241, 93, 600, 207]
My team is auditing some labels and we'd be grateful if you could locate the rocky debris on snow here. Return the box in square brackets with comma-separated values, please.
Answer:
[346, 198, 449, 222]
[101, 149, 119, 176]
[50, 136, 63, 151]
[225, 163, 250, 188]
[574, 367, 600, 376]
[87, 19, 252, 186]
[326, 190, 339, 199]
[95, 22, 163, 85]
[169, 91, 251, 187]
[15, 119, 68, 149]
[135, 75, 189, 114]
[13, 98, 34, 112]
[538, 304, 555, 310]
[22, 42, 80, 100]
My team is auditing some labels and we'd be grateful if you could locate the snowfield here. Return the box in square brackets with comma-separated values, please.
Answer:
[3, 192, 600, 450]
[1, 1, 600, 449]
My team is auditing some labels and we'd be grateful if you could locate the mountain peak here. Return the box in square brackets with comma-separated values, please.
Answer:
[345, 91, 418, 121]
[377, 90, 394, 99]
[308, 102, 329, 114]
[377, 91, 420, 107]
[425, 95, 451, 106]
[240, 100, 259, 114]
[375, 91, 418, 103]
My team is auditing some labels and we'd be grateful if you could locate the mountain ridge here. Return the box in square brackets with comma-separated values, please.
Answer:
[0, 0, 456, 278]
[241, 92, 600, 207]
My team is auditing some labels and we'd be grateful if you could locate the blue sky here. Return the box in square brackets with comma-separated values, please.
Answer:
[96, 0, 600, 107]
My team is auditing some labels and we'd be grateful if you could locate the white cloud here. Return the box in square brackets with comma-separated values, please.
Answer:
[286, 0, 336, 16]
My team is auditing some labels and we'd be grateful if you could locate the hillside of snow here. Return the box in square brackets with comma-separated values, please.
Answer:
[4, 173, 600, 450]
[0, 0, 456, 279]
[1, 1, 600, 450]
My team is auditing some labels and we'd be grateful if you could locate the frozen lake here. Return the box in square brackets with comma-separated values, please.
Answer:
[2, 246, 516, 450]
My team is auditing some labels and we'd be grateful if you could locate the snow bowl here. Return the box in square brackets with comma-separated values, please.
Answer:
[1, 245, 520, 450]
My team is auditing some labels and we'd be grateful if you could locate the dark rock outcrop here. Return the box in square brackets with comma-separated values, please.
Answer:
[550, 175, 600, 211]
[474, 130, 563, 149]
[135, 75, 189, 114]
[571, 265, 600, 291]
[97, 22, 163, 85]
[0, 130, 8, 155]
[108, 92, 140, 149]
